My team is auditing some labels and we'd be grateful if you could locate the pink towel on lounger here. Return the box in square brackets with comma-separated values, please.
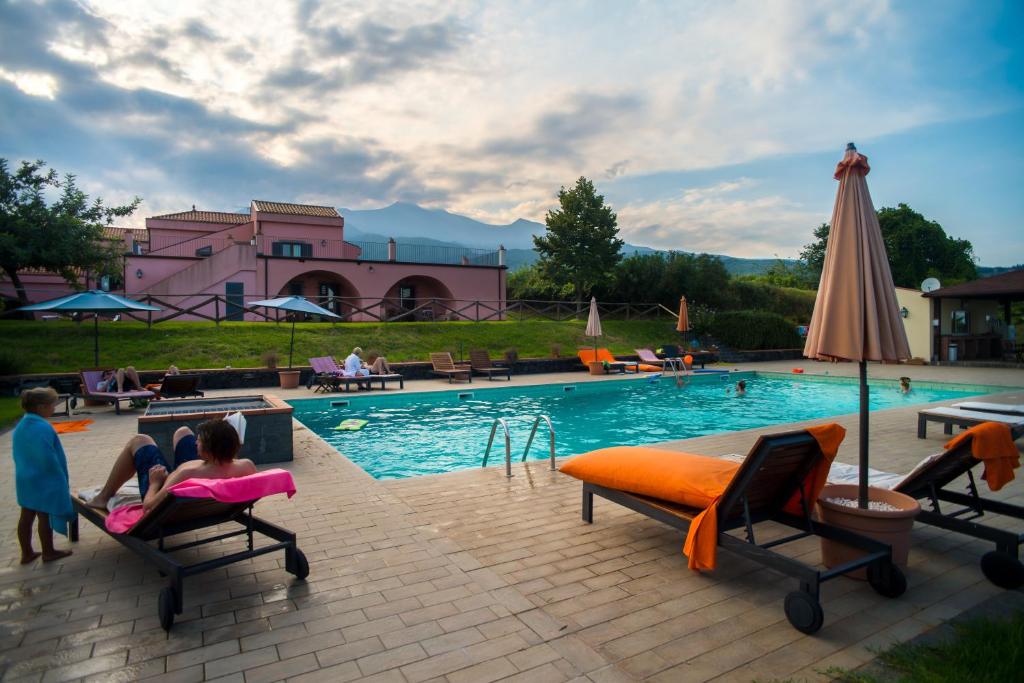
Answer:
[104, 469, 296, 533]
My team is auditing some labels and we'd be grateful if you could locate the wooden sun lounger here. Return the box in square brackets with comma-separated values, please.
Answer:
[953, 402, 1024, 416]
[917, 406, 1024, 439]
[469, 350, 511, 381]
[831, 436, 1024, 590]
[72, 491, 308, 631]
[74, 369, 156, 414]
[579, 431, 906, 634]
[430, 352, 472, 383]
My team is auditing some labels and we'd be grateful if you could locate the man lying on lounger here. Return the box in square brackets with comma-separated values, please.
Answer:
[344, 346, 392, 376]
[87, 419, 255, 512]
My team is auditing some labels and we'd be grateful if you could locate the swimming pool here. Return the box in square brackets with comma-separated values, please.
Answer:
[288, 372, 1012, 479]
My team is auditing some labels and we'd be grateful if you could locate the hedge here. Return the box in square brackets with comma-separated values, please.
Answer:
[708, 310, 802, 350]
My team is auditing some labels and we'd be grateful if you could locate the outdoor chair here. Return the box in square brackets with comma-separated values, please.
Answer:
[635, 348, 680, 372]
[828, 428, 1024, 590]
[952, 402, 1024, 416]
[917, 406, 1024, 439]
[71, 470, 308, 631]
[430, 352, 472, 383]
[74, 369, 156, 414]
[157, 374, 204, 399]
[577, 349, 638, 374]
[562, 429, 907, 634]
[469, 349, 511, 381]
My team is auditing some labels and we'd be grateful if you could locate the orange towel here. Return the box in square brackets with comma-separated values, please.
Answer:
[683, 423, 846, 572]
[945, 422, 1020, 491]
[49, 419, 93, 434]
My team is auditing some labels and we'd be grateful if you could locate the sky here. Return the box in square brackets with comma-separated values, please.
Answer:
[1, 0, 1022, 265]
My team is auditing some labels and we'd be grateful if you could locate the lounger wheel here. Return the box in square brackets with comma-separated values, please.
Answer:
[286, 548, 309, 580]
[158, 586, 177, 631]
[980, 551, 1024, 589]
[867, 561, 907, 598]
[70, 397, 77, 410]
[784, 591, 823, 634]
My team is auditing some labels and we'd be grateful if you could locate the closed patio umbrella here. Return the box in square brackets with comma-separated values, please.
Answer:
[249, 295, 341, 368]
[676, 296, 690, 334]
[804, 143, 910, 508]
[585, 296, 602, 356]
[18, 290, 161, 366]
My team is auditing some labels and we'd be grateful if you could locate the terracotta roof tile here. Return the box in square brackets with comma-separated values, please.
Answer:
[923, 268, 1024, 299]
[252, 200, 340, 218]
[150, 209, 250, 224]
[102, 226, 146, 241]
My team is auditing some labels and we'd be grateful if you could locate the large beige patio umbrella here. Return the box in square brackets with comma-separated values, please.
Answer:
[804, 143, 910, 508]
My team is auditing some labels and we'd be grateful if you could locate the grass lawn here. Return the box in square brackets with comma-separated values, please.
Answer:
[0, 318, 683, 374]
[0, 396, 22, 431]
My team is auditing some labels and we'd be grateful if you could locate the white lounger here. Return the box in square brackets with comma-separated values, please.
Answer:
[953, 402, 1024, 416]
[917, 406, 1024, 439]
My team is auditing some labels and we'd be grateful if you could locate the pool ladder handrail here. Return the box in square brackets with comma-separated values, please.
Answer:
[481, 418, 512, 477]
[481, 415, 556, 477]
[521, 415, 556, 471]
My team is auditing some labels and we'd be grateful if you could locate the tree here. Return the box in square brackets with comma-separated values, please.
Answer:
[533, 177, 623, 304]
[0, 159, 140, 304]
[798, 204, 977, 288]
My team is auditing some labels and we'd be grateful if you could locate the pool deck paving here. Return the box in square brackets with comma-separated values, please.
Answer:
[1, 360, 1022, 682]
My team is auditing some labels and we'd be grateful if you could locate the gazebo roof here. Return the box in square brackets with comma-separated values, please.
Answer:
[923, 268, 1024, 299]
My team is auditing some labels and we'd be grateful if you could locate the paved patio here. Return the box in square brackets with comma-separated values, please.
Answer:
[1, 361, 1022, 682]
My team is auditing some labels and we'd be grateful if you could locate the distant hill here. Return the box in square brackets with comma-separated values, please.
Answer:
[338, 202, 1012, 277]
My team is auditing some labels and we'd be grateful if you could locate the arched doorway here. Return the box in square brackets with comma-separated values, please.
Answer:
[277, 270, 360, 319]
[382, 276, 456, 321]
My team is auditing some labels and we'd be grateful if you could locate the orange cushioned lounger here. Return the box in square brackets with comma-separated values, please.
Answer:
[559, 425, 909, 635]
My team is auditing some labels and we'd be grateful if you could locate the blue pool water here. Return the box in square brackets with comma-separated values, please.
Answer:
[288, 372, 1007, 479]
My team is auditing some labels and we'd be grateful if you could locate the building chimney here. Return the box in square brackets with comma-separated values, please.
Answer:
[387, 237, 397, 262]
[498, 244, 506, 267]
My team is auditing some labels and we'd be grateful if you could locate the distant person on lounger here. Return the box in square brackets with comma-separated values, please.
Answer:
[344, 347, 392, 376]
[97, 366, 144, 392]
[87, 419, 255, 512]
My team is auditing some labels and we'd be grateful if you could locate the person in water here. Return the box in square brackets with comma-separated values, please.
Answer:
[727, 380, 747, 396]
[899, 377, 912, 394]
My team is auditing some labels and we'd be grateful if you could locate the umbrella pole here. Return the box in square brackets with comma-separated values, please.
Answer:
[859, 360, 869, 509]
[94, 314, 99, 366]
[288, 319, 296, 368]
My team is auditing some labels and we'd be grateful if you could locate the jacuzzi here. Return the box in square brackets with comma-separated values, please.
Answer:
[138, 395, 293, 464]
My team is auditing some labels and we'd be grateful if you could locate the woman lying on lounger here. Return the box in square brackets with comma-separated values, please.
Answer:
[88, 419, 255, 512]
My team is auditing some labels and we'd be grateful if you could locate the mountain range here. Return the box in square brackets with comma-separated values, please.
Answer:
[338, 202, 786, 275]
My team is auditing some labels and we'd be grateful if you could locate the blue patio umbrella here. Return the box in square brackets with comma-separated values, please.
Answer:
[249, 296, 341, 368]
[18, 290, 162, 366]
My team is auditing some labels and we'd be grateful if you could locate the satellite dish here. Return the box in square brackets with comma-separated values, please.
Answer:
[921, 277, 941, 293]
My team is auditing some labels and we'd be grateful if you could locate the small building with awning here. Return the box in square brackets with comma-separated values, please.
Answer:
[921, 268, 1023, 363]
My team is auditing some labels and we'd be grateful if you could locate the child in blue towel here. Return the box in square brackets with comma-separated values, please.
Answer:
[12, 387, 75, 564]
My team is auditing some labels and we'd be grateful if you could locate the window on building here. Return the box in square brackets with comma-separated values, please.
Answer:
[195, 245, 213, 257]
[399, 285, 415, 310]
[225, 282, 244, 321]
[271, 241, 312, 258]
[951, 310, 969, 335]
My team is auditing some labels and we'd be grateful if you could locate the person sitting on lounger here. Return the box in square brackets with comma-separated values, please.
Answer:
[97, 366, 143, 392]
[88, 419, 255, 512]
[344, 347, 392, 376]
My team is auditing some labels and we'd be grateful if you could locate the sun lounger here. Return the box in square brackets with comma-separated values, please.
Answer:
[577, 349, 639, 374]
[71, 470, 308, 631]
[430, 352, 472, 383]
[308, 357, 404, 392]
[635, 348, 680, 371]
[917, 406, 1024, 438]
[828, 428, 1023, 589]
[469, 350, 511, 381]
[953, 402, 1024, 416]
[157, 374, 204, 399]
[569, 430, 906, 634]
[74, 369, 156, 414]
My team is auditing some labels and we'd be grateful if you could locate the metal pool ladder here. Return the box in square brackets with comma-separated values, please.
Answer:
[482, 415, 556, 477]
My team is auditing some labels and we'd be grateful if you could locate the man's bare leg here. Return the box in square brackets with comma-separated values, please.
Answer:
[88, 434, 155, 509]
[125, 366, 142, 390]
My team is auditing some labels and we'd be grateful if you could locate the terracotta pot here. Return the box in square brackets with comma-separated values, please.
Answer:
[817, 484, 920, 579]
[278, 370, 301, 389]
[587, 361, 606, 376]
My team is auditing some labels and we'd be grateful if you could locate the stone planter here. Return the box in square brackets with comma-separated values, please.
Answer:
[277, 370, 301, 389]
[587, 361, 606, 376]
[817, 484, 920, 579]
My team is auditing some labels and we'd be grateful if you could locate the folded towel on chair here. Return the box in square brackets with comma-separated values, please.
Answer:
[945, 422, 1020, 491]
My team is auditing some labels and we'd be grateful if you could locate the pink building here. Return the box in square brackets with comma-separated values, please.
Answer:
[5, 200, 508, 321]
[129, 200, 507, 321]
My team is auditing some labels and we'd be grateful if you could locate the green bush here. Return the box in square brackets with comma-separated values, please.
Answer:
[708, 310, 802, 350]
[728, 280, 816, 323]
[0, 350, 21, 376]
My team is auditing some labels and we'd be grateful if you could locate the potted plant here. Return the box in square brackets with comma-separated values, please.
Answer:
[264, 350, 299, 389]
[503, 348, 519, 371]
[817, 484, 920, 578]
